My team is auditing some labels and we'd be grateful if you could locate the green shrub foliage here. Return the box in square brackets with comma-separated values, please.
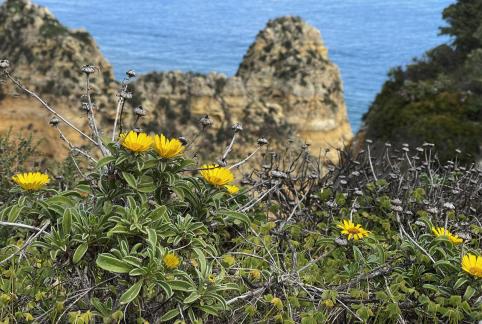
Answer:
[0, 139, 481, 323]
[363, 0, 482, 163]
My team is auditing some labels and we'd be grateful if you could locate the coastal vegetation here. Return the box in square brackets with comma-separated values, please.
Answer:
[0, 0, 481, 323]
[363, 0, 482, 163]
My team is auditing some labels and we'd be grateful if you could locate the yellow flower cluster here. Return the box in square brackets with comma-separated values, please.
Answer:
[200, 164, 239, 195]
[336, 219, 481, 279]
[12, 172, 50, 191]
[120, 131, 184, 158]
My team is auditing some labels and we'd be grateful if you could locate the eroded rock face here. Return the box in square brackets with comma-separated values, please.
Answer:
[0, 0, 352, 163]
[133, 17, 352, 161]
[0, 0, 118, 160]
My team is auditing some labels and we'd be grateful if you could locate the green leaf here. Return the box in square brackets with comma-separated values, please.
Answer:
[169, 280, 193, 292]
[158, 280, 173, 298]
[147, 228, 157, 247]
[96, 156, 116, 169]
[453, 278, 468, 289]
[463, 285, 476, 301]
[122, 172, 137, 189]
[137, 175, 156, 193]
[184, 291, 201, 304]
[96, 253, 132, 273]
[120, 280, 143, 305]
[193, 248, 207, 277]
[62, 209, 72, 234]
[159, 309, 180, 322]
[7, 205, 24, 222]
[219, 209, 250, 226]
[73, 243, 88, 264]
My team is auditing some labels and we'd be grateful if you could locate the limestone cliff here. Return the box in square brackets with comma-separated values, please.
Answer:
[0, 0, 352, 163]
[0, 0, 118, 160]
[133, 17, 352, 161]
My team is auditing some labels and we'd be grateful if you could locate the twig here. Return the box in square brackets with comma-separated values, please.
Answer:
[229, 147, 260, 170]
[0, 221, 42, 232]
[5, 72, 97, 146]
[0, 221, 50, 266]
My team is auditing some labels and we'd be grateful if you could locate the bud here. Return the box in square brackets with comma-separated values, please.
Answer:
[217, 159, 227, 167]
[120, 90, 133, 99]
[271, 171, 288, 179]
[231, 123, 243, 133]
[126, 69, 136, 78]
[81, 64, 96, 74]
[0, 59, 10, 69]
[257, 137, 268, 146]
[178, 136, 188, 146]
[200, 115, 213, 128]
[81, 102, 91, 112]
[49, 116, 60, 127]
[134, 105, 146, 117]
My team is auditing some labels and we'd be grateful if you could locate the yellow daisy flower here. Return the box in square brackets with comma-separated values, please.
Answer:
[461, 253, 482, 278]
[153, 134, 185, 158]
[224, 184, 239, 195]
[163, 253, 180, 270]
[200, 164, 234, 186]
[431, 227, 463, 244]
[337, 219, 369, 240]
[120, 131, 153, 153]
[12, 172, 49, 191]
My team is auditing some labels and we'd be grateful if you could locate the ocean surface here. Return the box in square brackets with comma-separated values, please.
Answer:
[35, 0, 453, 131]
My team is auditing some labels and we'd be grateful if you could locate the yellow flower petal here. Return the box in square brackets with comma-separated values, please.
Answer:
[120, 131, 153, 153]
[12, 172, 50, 191]
[200, 164, 234, 186]
[153, 134, 185, 158]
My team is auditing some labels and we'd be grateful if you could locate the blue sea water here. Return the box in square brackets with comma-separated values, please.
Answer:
[35, 0, 453, 131]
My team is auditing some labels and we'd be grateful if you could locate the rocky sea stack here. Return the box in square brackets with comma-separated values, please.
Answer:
[0, 0, 352, 162]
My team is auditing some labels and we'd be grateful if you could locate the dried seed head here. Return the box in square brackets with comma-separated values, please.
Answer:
[385, 142, 392, 147]
[391, 205, 403, 212]
[402, 147, 410, 152]
[217, 159, 227, 167]
[455, 148, 462, 154]
[200, 115, 213, 128]
[423, 142, 434, 147]
[339, 180, 347, 185]
[231, 123, 243, 133]
[49, 116, 60, 127]
[134, 105, 146, 117]
[81, 64, 96, 74]
[271, 170, 288, 179]
[391, 198, 402, 206]
[402, 143, 409, 147]
[335, 237, 348, 246]
[365, 139, 373, 144]
[81, 102, 91, 112]
[120, 90, 133, 99]
[257, 137, 268, 146]
[416, 147, 424, 152]
[178, 136, 188, 146]
[355, 189, 363, 196]
[126, 69, 136, 78]
[443, 202, 455, 210]
[0, 59, 9, 69]
[132, 127, 143, 133]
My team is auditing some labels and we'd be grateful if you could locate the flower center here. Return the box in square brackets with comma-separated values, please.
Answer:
[469, 267, 482, 277]
[347, 228, 361, 235]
